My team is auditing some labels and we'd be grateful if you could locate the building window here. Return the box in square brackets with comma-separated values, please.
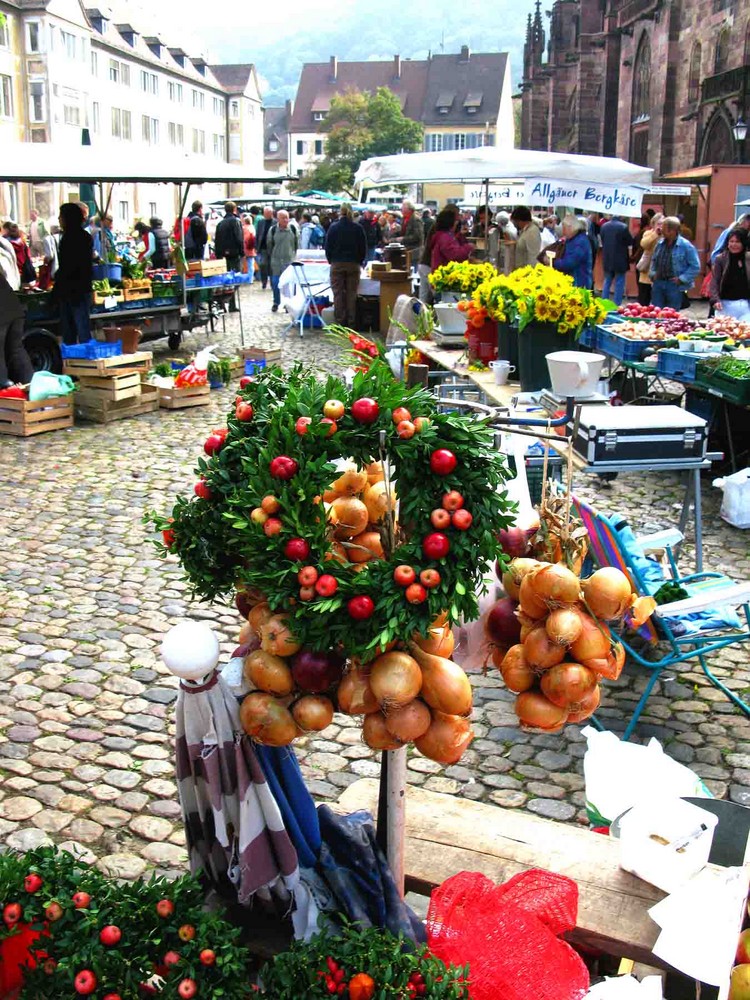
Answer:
[64, 104, 80, 126]
[149, 201, 157, 216]
[213, 133, 226, 158]
[230, 99, 239, 117]
[109, 59, 130, 86]
[140, 70, 158, 95]
[92, 101, 99, 132]
[60, 30, 78, 60]
[112, 107, 131, 140]
[688, 43, 701, 104]
[314, 139, 323, 155]
[714, 27, 730, 74]
[212, 95, 223, 116]
[269, 139, 279, 153]
[426, 133, 443, 152]
[118, 200, 129, 223]
[90, 50, 98, 76]
[632, 34, 651, 119]
[168, 81, 183, 102]
[168, 122, 184, 146]
[192, 89, 204, 110]
[192, 128, 205, 154]
[26, 21, 42, 53]
[229, 134, 240, 160]
[313, 111, 325, 122]
[0, 75, 13, 118]
[296, 139, 306, 155]
[0, 18, 9, 49]
[141, 115, 159, 144]
[29, 80, 45, 122]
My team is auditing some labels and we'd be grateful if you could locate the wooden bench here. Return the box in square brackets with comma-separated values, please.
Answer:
[336, 778, 670, 967]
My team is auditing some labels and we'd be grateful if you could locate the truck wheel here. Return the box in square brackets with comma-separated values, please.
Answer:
[23, 328, 62, 374]
[168, 332, 182, 350]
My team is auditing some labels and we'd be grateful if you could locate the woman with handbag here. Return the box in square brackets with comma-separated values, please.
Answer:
[635, 213, 663, 306]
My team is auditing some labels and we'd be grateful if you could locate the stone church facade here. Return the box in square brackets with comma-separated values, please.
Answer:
[521, 0, 750, 176]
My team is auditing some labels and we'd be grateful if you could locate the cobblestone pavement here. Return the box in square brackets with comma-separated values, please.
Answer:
[1, 281, 749, 878]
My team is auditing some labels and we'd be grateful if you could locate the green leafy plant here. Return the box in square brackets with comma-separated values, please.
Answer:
[207, 359, 232, 385]
[0, 846, 250, 999]
[258, 920, 470, 999]
[152, 362, 174, 378]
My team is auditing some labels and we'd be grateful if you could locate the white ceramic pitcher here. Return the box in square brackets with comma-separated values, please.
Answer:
[546, 351, 605, 397]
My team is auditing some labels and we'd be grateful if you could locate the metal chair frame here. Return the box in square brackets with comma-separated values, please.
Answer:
[282, 261, 331, 339]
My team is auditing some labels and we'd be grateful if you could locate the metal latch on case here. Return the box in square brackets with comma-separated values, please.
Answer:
[604, 430, 617, 452]
[683, 429, 697, 450]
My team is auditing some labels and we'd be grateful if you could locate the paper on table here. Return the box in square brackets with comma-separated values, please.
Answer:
[648, 866, 746, 987]
[585, 975, 664, 999]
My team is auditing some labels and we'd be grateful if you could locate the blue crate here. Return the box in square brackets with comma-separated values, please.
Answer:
[61, 339, 122, 359]
[601, 312, 626, 325]
[656, 348, 698, 383]
[579, 325, 598, 348]
[244, 358, 267, 376]
[235, 272, 252, 284]
[596, 326, 664, 362]
[685, 388, 716, 422]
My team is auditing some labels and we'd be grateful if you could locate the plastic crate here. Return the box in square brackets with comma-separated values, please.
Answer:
[244, 358, 267, 376]
[656, 348, 702, 384]
[601, 312, 626, 325]
[703, 368, 750, 406]
[579, 325, 598, 349]
[235, 272, 252, 284]
[685, 388, 716, 422]
[61, 339, 122, 360]
[596, 326, 664, 362]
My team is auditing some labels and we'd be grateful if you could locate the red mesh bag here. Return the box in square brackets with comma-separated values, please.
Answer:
[426, 870, 590, 1000]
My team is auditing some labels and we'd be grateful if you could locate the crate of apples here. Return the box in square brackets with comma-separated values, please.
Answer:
[618, 303, 682, 320]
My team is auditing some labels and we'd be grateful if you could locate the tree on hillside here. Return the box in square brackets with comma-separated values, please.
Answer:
[291, 87, 424, 196]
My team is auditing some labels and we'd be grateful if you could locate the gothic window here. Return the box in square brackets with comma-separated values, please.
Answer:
[632, 34, 651, 120]
[700, 111, 734, 164]
[688, 43, 701, 103]
[714, 27, 730, 73]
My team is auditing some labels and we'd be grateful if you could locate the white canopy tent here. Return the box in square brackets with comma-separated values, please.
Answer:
[354, 147, 654, 218]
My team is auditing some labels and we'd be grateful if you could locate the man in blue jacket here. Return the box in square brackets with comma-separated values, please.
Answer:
[324, 204, 367, 327]
[599, 216, 634, 304]
[649, 217, 701, 310]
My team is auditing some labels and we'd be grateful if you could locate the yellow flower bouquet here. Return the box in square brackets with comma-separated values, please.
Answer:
[429, 260, 497, 295]
[472, 264, 608, 337]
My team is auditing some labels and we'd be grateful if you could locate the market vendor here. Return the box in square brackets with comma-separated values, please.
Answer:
[553, 214, 593, 289]
[709, 227, 750, 321]
[510, 207, 542, 269]
[51, 202, 93, 345]
[429, 208, 474, 275]
[92, 214, 116, 262]
[399, 200, 424, 262]
[0, 270, 34, 387]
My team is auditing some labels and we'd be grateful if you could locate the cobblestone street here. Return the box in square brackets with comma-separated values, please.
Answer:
[1, 280, 749, 879]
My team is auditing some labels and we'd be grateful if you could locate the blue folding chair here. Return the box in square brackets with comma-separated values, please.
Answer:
[573, 496, 750, 740]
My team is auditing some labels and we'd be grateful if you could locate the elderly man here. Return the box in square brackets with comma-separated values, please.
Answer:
[266, 209, 298, 312]
[399, 199, 423, 262]
[255, 206, 275, 290]
[27, 208, 47, 256]
[649, 216, 701, 310]
[711, 213, 750, 263]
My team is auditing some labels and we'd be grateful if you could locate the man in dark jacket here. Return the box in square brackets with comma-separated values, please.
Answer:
[324, 203, 367, 327]
[184, 200, 207, 261]
[215, 202, 244, 311]
[600, 216, 634, 304]
[0, 271, 33, 386]
[149, 217, 171, 269]
[255, 206, 275, 289]
[360, 210, 382, 262]
[52, 202, 93, 344]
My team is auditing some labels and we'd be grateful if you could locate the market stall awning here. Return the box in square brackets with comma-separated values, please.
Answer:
[354, 147, 654, 217]
[1, 143, 289, 185]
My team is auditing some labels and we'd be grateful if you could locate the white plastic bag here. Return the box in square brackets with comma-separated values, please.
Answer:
[714, 468, 750, 529]
[585, 976, 664, 999]
[581, 727, 710, 827]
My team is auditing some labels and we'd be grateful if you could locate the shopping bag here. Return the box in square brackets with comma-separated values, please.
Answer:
[714, 468, 750, 529]
[28, 371, 75, 401]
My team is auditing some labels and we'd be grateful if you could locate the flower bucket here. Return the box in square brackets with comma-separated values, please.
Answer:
[467, 319, 498, 365]
[517, 322, 575, 392]
[497, 323, 519, 372]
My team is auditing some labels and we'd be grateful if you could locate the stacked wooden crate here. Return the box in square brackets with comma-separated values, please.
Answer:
[0, 396, 74, 437]
[64, 352, 159, 423]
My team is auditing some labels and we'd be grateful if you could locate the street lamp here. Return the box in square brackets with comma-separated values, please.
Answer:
[732, 117, 748, 143]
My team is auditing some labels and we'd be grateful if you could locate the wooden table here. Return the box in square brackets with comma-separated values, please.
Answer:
[410, 340, 518, 409]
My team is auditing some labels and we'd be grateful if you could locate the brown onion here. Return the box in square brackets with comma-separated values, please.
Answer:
[570, 613, 610, 662]
[337, 666, 379, 715]
[412, 625, 455, 658]
[247, 601, 274, 635]
[369, 651, 422, 709]
[415, 711, 473, 765]
[244, 649, 295, 696]
[292, 695, 334, 732]
[362, 711, 402, 750]
[630, 596, 657, 627]
[582, 641, 625, 681]
[582, 568, 632, 621]
[502, 558, 542, 601]
[519, 572, 548, 619]
[385, 699, 432, 742]
[567, 685, 601, 723]
[545, 607, 583, 647]
[540, 662, 598, 709]
[515, 690, 568, 732]
[259, 615, 302, 657]
[499, 645, 536, 693]
[409, 644, 472, 716]
[238, 620, 255, 645]
[523, 626, 567, 671]
[239, 692, 298, 746]
[330, 497, 369, 539]
[531, 564, 581, 607]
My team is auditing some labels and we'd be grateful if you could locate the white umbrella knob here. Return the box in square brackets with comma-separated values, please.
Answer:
[161, 621, 220, 680]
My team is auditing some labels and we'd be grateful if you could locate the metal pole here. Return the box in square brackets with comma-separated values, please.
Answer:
[386, 746, 407, 898]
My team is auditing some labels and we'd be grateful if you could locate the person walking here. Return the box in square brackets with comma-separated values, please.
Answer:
[0, 271, 33, 387]
[255, 206, 275, 290]
[553, 215, 593, 289]
[400, 200, 423, 264]
[510, 207, 542, 269]
[600, 215, 634, 304]
[635, 213, 663, 306]
[649, 216, 700, 310]
[52, 202, 93, 345]
[709, 227, 750, 321]
[299, 212, 316, 250]
[324, 203, 366, 328]
[360, 210, 382, 262]
[266, 209, 298, 312]
[214, 202, 244, 312]
[241, 214, 256, 278]
[27, 208, 47, 257]
[184, 200, 208, 261]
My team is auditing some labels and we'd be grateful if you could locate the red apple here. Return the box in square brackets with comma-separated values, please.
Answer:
[164, 950, 181, 968]
[261, 495, 281, 514]
[194, 479, 212, 500]
[321, 417, 337, 436]
[405, 583, 428, 604]
[250, 507, 268, 525]
[235, 401, 254, 422]
[200, 948, 216, 966]
[178, 924, 195, 942]
[155, 899, 174, 918]
[298, 565, 319, 586]
[393, 565, 417, 587]
[351, 397, 379, 424]
[414, 417, 430, 432]
[239, 376, 253, 388]
[451, 509, 473, 531]
[270, 455, 299, 479]
[24, 874, 43, 894]
[295, 416, 312, 435]
[43, 959, 57, 975]
[392, 406, 411, 424]
[263, 517, 283, 537]
[323, 399, 345, 420]
[103, 995, 123, 1000]
[422, 532, 450, 560]
[74, 970, 97, 995]
[419, 569, 441, 589]
[99, 925, 122, 947]
[430, 508, 451, 530]
[299, 586, 315, 602]
[203, 432, 225, 456]
[347, 596, 375, 620]
[178, 980, 197, 1000]
[430, 449, 457, 475]
[3, 903, 22, 926]
[315, 574, 338, 597]
[396, 420, 415, 439]
[72, 891, 91, 909]
[284, 537, 311, 561]
[442, 490, 464, 511]
[44, 901, 63, 922]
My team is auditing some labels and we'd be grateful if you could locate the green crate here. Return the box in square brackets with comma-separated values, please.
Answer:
[694, 369, 750, 407]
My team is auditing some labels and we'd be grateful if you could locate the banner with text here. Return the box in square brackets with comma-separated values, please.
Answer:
[463, 179, 646, 217]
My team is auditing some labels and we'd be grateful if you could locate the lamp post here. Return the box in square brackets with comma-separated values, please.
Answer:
[732, 116, 747, 164]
